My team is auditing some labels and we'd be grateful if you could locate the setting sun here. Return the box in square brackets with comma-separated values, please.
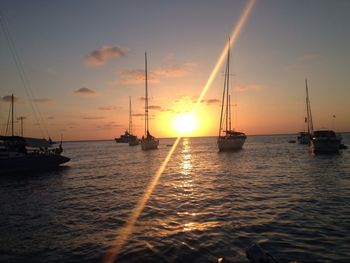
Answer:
[173, 113, 198, 135]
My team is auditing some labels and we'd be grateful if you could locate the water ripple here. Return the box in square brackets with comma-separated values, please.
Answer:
[1, 135, 350, 262]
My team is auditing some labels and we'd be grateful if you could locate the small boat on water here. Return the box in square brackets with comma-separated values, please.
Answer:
[297, 79, 313, 144]
[297, 131, 310, 144]
[141, 52, 159, 151]
[217, 39, 246, 151]
[115, 97, 139, 145]
[311, 130, 341, 154]
[0, 95, 70, 174]
[115, 131, 135, 143]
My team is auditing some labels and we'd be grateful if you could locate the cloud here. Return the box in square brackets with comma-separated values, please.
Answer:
[97, 106, 116, 111]
[202, 99, 220, 105]
[74, 87, 97, 95]
[148, 105, 162, 111]
[153, 65, 189, 78]
[173, 96, 193, 103]
[96, 122, 122, 129]
[234, 84, 263, 92]
[161, 108, 174, 112]
[85, 46, 127, 66]
[1, 95, 20, 102]
[180, 97, 220, 105]
[31, 98, 55, 103]
[67, 122, 80, 127]
[119, 69, 159, 84]
[118, 61, 196, 85]
[82, 116, 104, 120]
[132, 113, 145, 117]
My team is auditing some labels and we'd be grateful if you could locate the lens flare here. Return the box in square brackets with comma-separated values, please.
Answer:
[104, 1, 256, 262]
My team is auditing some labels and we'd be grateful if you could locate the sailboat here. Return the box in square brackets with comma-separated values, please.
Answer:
[0, 94, 70, 174]
[114, 96, 139, 145]
[141, 52, 159, 151]
[297, 79, 313, 144]
[300, 81, 341, 153]
[128, 96, 139, 146]
[217, 39, 246, 151]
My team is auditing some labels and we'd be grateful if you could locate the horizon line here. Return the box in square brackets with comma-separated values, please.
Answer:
[63, 130, 350, 143]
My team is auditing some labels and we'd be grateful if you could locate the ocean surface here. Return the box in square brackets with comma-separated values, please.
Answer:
[1, 134, 350, 263]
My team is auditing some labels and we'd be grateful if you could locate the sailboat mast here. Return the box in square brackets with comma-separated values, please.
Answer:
[129, 96, 132, 134]
[145, 52, 149, 136]
[225, 39, 231, 132]
[229, 94, 232, 131]
[11, 93, 14, 136]
[218, 69, 226, 137]
[305, 79, 314, 134]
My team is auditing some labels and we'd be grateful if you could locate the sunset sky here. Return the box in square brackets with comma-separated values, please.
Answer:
[1, 0, 349, 140]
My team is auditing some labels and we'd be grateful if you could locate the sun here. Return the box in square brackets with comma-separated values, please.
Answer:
[173, 113, 198, 135]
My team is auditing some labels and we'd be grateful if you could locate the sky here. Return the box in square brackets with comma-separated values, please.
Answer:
[0, 0, 349, 140]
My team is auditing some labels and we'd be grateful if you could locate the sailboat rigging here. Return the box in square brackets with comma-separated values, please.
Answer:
[114, 96, 139, 145]
[0, 10, 69, 173]
[217, 39, 246, 151]
[128, 96, 139, 146]
[297, 79, 313, 144]
[141, 52, 159, 151]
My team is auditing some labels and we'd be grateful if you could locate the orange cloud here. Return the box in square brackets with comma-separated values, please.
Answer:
[74, 87, 97, 95]
[153, 65, 189, 78]
[97, 106, 116, 111]
[203, 99, 220, 105]
[82, 116, 104, 120]
[132, 113, 144, 117]
[119, 70, 159, 84]
[85, 46, 127, 66]
[1, 95, 20, 102]
[31, 98, 55, 103]
[148, 105, 162, 111]
[118, 62, 195, 85]
[234, 84, 263, 92]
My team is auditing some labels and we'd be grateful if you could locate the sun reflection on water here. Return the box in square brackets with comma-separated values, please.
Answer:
[180, 138, 193, 176]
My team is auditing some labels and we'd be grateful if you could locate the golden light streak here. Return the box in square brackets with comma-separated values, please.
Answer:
[192, 0, 256, 113]
[103, 136, 182, 263]
[104, 1, 255, 261]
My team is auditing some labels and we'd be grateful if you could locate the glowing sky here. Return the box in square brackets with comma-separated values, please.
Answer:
[1, 1, 349, 140]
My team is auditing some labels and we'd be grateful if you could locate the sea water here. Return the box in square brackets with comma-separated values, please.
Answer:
[1, 134, 350, 262]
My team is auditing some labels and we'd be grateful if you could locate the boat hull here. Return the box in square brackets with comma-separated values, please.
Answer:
[297, 132, 310, 144]
[129, 139, 140, 146]
[0, 154, 70, 174]
[115, 134, 138, 144]
[141, 138, 159, 150]
[218, 135, 246, 151]
[115, 138, 129, 143]
[311, 138, 340, 154]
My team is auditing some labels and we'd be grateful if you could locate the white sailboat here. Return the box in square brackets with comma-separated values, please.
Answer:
[217, 39, 246, 151]
[141, 52, 159, 151]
